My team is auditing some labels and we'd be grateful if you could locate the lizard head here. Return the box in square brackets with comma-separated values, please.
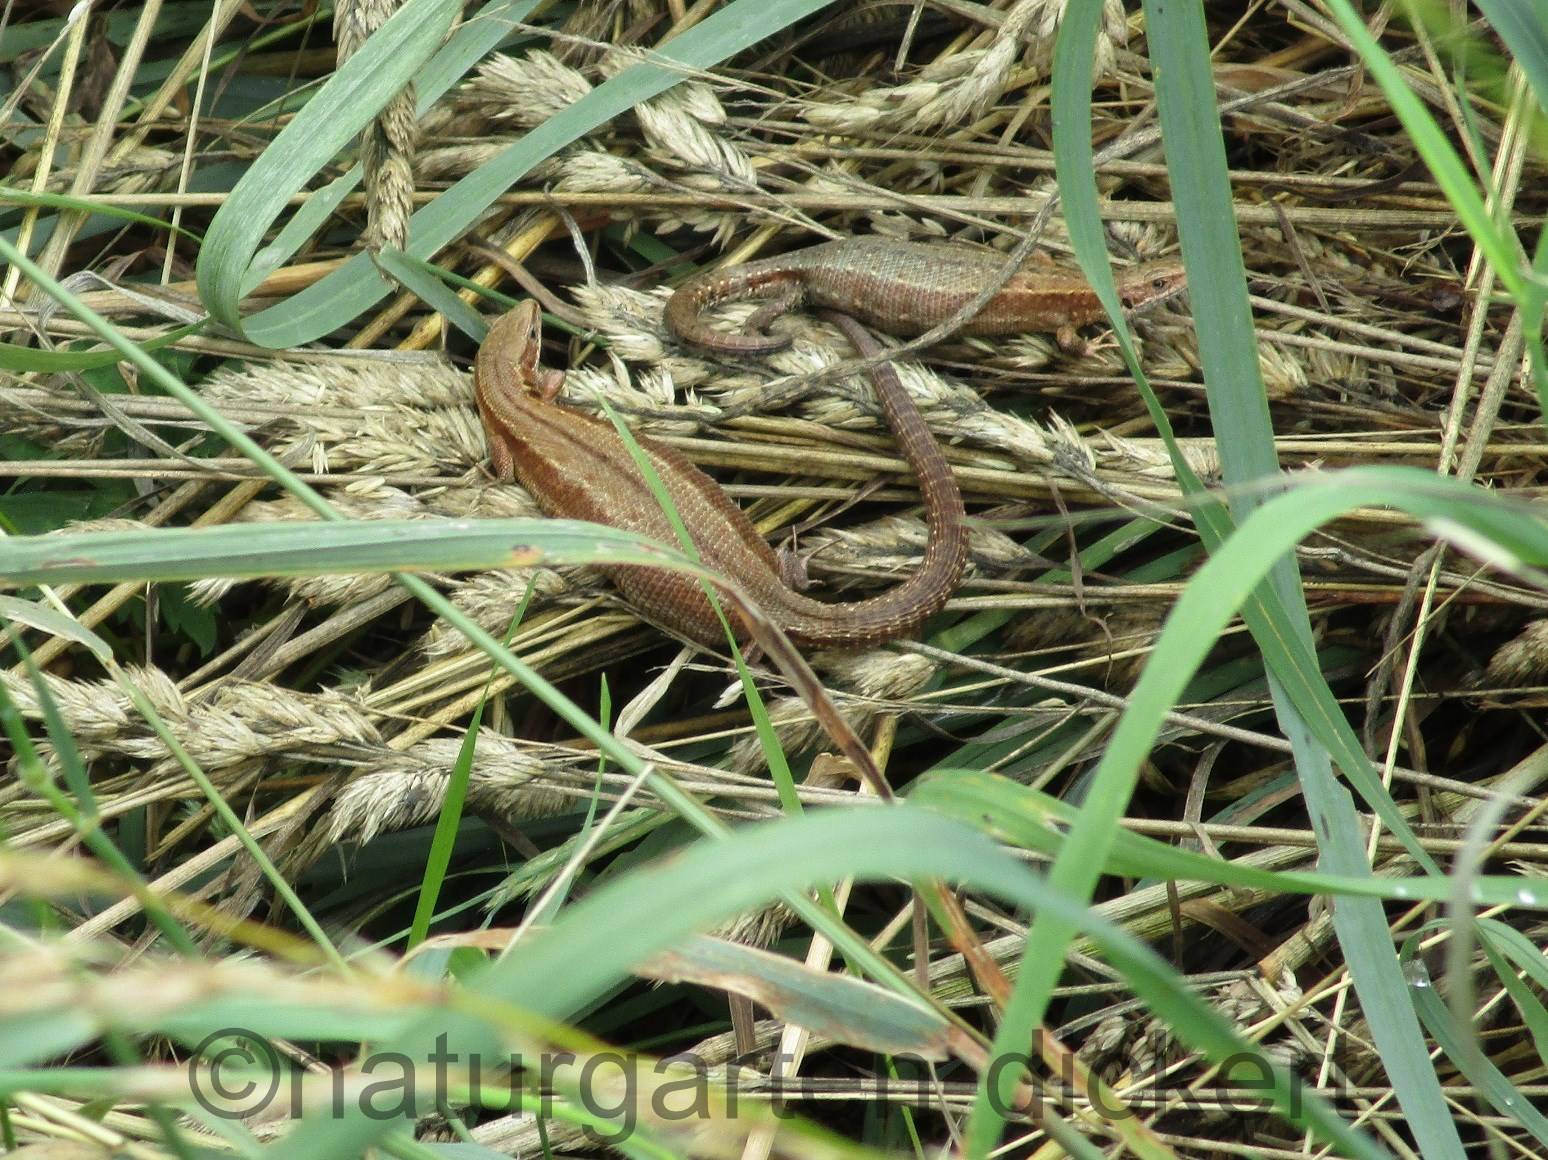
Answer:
[1117, 261, 1188, 313]
[476, 301, 564, 400]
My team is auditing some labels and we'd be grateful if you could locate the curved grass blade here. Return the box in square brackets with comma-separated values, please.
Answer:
[0, 186, 201, 240]
[231, 0, 833, 348]
[196, 0, 463, 329]
[1402, 933, 1548, 1146]
[1002, 4, 1461, 1156]
[229, 0, 541, 299]
[1318, 0, 1525, 301]
[1479, 918, 1548, 1067]
[988, 464, 1548, 1156]
[0, 517, 700, 586]
[1136, 6, 1469, 1149]
[909, 769, 1546, 910]
[0, 324, 203, 372]
[278, 806, 1385, 1160]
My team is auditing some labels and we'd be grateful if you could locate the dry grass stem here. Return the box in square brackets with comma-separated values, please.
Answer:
[4, 4, 1547, 1154]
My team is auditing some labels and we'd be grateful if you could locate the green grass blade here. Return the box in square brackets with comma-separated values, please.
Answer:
[1319, 0, 1525, 300]
[278, 806, 1385, 1160]
[1412, 0, 1548, 422]
[909, 769, 1545, 910]
[196, 0, 463, 330]
[0, 517, 711, 585]
[2, 236, 930, 1029]
[372, 247, 491, 340]
[1161, 7, 1464, 1156]
[0, 595, 111, 661]
[1405, 954, 1548, 1145]
[0, 324, 203, 372]
[0, 636, 198, 956]
[1478, 923, 1548, 1069]
[409, 593, 534, 950]
[977, 3, 1455, 1154]
[231, 0, 833, 348]
[591, 393, 804, 813]
[0, 186, 201, 239]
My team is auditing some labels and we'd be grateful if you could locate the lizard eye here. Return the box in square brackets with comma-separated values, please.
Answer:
[1152, 276, 1170, 291]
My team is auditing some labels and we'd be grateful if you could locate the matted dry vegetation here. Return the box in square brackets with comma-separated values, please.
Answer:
[2, 0, 1547, 1156]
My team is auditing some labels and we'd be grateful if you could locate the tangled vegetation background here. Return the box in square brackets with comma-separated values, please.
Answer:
[2, 0, 1547, 1156]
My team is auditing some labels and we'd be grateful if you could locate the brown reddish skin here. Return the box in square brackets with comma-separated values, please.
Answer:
[475, 301, 969, 648]
[663, 236, 1188, 354]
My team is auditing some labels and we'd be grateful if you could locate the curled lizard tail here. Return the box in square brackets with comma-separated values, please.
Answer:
[773, 310, 969, 646]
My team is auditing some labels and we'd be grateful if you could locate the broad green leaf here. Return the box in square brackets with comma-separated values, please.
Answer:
[641, 935, 952, 1058]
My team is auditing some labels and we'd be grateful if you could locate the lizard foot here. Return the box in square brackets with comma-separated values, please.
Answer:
[1057, 325, 1120, 359]
[776, 542, 813, 591]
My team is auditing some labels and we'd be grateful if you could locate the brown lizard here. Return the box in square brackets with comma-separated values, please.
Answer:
[663, 235, 1187, 355]
[475, 301, 969, 648]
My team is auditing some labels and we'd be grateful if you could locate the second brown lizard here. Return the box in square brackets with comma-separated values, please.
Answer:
[664, 235, 1187, 354]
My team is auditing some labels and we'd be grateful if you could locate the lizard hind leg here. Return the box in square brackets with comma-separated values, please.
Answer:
[742, 283, 806, 342]
[1057, 323, 1107, 357]
[776, 540, 812, 590]
[535, 368, 566, 401]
